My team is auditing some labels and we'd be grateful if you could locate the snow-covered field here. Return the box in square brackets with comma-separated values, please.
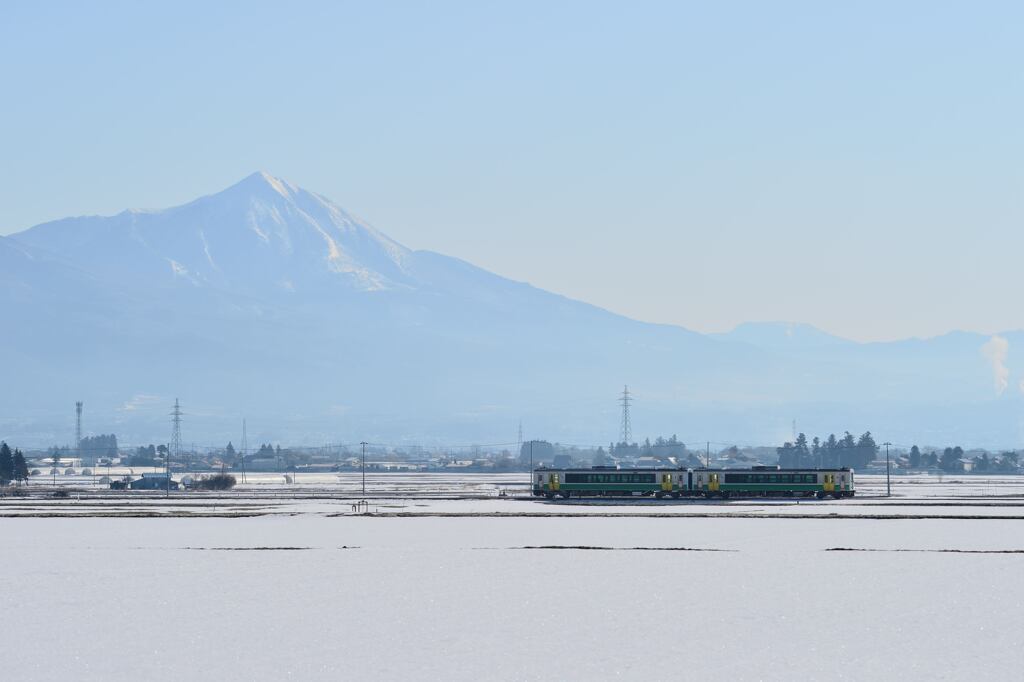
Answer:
[3, 475, 1022, 681]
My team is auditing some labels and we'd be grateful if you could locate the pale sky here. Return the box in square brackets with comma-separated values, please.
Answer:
[1, 1, 1022, 342]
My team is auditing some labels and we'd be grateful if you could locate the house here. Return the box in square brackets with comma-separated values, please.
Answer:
[129, 473, 179, 490]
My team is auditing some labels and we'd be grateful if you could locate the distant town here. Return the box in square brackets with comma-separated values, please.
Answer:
[3, 429, 1019, 492]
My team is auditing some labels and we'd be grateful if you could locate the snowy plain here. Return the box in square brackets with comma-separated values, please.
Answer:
[3, 474, 1022, 681]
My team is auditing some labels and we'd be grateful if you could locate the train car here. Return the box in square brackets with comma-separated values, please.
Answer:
[693, 466, 855, 499]
[533, 466, 685, 499]
[534, 466, 855, 499]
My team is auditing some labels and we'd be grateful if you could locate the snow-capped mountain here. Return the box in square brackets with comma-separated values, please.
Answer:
[1, 173, 1020, 447]
[14, 171, 415, 295]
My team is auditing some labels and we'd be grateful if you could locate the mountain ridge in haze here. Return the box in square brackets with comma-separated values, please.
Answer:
[2, 173, 1020, 447]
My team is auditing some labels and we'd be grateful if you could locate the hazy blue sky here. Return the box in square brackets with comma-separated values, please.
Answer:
[1, 1, 1021, 342]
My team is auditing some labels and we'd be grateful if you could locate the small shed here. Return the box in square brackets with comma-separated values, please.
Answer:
[129, 473, 179, 490]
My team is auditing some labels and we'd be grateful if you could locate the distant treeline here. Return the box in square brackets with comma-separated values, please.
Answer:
[777, 432, 878, 470]
[520, 435, 705, 468]
[47, 434, 119, 457]
[910, 446, 1018, 473]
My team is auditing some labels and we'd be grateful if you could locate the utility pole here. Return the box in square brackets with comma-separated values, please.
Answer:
[883, 441, 892, 497]
[240, 419, 248, 484]
[529, 440, 534, 497]
[75, 401, 83, 462]
[360, 441, 368, 496]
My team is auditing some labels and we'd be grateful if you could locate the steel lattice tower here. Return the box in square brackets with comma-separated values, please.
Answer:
[619, 385, 632, 445]
[170, 399, 182, 470]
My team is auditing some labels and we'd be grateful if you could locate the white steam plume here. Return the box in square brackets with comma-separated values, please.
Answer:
[980, 335, 1010, 395]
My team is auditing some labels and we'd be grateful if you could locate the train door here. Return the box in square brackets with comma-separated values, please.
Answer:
[709, 472, 720, 492]
[550, 472, 560, 492]
[661, 473, 673, 493]
[839, 472, 847, 495]
[823, 473, 835, 493]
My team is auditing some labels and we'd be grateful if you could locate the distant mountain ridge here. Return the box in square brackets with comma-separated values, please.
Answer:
[2, 173, 1021, 448]
[711, 322, 855, 350]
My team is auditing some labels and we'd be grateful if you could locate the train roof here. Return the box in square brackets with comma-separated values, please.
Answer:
[533, 466, 853, 472]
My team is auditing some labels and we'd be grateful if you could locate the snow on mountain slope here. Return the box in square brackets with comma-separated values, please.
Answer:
[12, 172, 416, 295]
[2, 173, 1020, 446]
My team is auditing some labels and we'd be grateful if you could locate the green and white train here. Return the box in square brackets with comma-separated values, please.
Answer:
[532, 465, 855, 499]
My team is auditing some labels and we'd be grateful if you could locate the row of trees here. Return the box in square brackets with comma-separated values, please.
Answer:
[128, 444, 168, 467]
[80, 434, 119, 458]
[608, 435, 691, 461]
[909, 446, 1019, 473]
[0, 442, 30, 485]
[777, 432, 879, 470]
[518, 436, 705, 468]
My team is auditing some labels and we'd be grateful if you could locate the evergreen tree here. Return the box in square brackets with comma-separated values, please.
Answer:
[852, 432, 878, 470]
[909, 445, 922, 469]
[13, 449, 29, 483]
[0, 442, 13, 484]
[940, 447, 962, 472]
[793, 433, 810, 467]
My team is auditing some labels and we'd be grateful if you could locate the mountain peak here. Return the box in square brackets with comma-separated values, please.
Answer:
[224, 170, 298, 201]
[11, 171, 416, 295]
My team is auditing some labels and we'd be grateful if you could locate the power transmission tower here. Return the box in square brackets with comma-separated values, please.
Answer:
[75, 401, 83, 460]
[618, 386, 632, 445]
[240, 419, 248, 484]
[169, 398, 182, 497]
